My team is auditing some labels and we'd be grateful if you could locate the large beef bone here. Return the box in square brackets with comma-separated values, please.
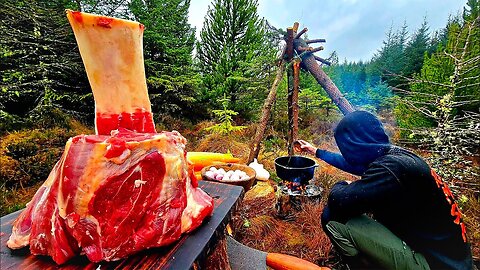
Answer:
[67, 10, 155, 135]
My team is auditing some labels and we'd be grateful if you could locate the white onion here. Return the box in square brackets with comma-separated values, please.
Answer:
[205, 171, 215, 179]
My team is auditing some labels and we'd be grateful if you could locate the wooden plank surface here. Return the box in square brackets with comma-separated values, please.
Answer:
[0, 181, 244, 270]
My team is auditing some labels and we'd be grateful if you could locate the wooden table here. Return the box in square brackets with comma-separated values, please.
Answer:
[0, 181, 244, 270]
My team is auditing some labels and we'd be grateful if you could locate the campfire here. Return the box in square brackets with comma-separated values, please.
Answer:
[274, 155, 324, 218]
[279, 180, 323, 197]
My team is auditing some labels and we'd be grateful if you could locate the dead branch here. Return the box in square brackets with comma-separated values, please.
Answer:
[294, 27, 308, 39]
[306, 39, 326, 44]
[296, 46, 313, 52]
[314, 56, 331, 66]
[309, 46, 324, 53]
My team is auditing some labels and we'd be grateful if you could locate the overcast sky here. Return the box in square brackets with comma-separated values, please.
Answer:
[188, 0, 466, 62]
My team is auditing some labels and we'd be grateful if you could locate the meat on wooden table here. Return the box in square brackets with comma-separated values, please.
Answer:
[6, 10, 214, 265]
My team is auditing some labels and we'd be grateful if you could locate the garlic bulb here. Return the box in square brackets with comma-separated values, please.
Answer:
[248, 158, 270, 181]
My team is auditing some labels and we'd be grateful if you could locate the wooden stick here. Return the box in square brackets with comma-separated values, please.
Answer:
[314, 56, 332, 66]
[286, 27, 295, 155]
[309, 46, 324, 53]
[247, 22, 300, 162]
[290, 59, 301, 155]
[247, 52, 287, 163]
[295, 27, 308, 39]
[306, 38, 326, 44]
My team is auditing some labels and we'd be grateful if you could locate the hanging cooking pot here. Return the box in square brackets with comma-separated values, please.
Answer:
[274, 156, 319, 184]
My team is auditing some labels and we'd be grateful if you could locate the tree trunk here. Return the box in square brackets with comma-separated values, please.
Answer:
[300, 52, 354, 115]
[247, 53, 287, 163]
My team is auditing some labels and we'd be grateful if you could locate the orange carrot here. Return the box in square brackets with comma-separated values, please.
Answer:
[187, 152, 240, 172]
[266, 253, 330, 270]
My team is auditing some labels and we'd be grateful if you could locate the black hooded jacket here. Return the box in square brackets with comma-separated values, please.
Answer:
[321, 111, 472, 270]
[315, 111, 390, 175]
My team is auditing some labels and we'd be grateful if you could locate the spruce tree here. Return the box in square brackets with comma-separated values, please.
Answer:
[0, 0, 92, 131]
[371, 23, 408, 87]
[129, 0, 201, 118]
[463, 0, 480, 21]
[394, 6, 479, 171]
[196, 0, 276, 117]
[403, 18, 431, 77]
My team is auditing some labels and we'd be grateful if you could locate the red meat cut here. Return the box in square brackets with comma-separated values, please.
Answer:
[6, 10, 214, 264]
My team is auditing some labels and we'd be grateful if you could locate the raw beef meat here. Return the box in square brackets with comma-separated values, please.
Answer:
[6, 10, 214, 265]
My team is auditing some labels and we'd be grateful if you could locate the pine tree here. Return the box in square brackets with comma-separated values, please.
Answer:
[129, 0, 201, 118]
[196, 0, 277, 118]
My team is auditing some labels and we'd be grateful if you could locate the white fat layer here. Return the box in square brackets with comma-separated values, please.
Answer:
[51, 213, 56, 236]
[86, 230, 94, 240]
[134, 179, 146, 188]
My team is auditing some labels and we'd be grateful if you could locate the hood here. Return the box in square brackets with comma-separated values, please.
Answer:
[334, 110, 391, 166]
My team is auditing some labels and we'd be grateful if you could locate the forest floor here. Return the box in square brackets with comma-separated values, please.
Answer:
[1, 110, 478, 268]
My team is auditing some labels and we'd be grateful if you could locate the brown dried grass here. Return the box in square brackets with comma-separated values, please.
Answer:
[232, 179, 334, 267]
[194, 133, 250, 162]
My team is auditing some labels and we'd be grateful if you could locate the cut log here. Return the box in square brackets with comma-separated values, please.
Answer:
[299, 53, 354, 115]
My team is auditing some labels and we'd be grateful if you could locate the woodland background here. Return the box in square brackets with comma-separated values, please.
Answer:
[1, 0, 479, 265]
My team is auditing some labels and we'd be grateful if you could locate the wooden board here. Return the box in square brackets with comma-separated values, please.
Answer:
[0, 181, 244, 270]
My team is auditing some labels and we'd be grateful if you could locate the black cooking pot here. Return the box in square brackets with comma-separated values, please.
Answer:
[274, 156, 319, 184]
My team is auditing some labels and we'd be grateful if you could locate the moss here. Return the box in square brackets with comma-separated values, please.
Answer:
[0, 155, 27, 188]
[6, 140, 39, 159]
[0, 183, 42, 216]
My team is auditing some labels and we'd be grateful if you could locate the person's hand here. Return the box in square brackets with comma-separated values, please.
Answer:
[294, 140, 316, 155]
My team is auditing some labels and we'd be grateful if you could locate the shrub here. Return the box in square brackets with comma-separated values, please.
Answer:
[0, 119, 92, 189]
[0, 111, 27, 135]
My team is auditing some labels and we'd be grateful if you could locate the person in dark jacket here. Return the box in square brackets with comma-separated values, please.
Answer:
[296, 110, 472, 270]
